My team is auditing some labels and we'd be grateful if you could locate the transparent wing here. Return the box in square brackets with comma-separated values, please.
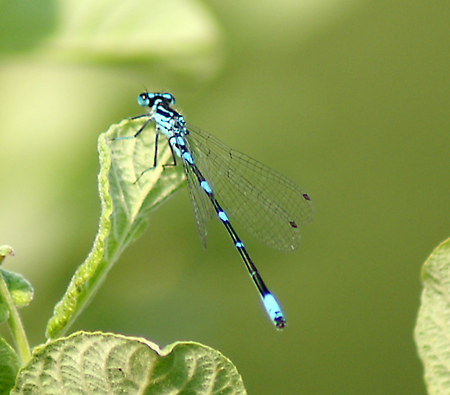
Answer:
[185, 124, 314, 252]
[183, 157, 216, 248]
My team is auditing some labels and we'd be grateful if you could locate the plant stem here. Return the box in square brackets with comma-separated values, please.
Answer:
[0, 248, 31, 365]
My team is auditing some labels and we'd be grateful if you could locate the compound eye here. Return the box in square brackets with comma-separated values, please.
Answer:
[137, 93, 150, 107]
[162, 93, 175, 105]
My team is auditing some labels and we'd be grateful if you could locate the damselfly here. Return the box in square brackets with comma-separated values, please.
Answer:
[118, 92, 314, 329]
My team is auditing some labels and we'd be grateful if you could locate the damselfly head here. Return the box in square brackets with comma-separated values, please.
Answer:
[138, 92, 176, 109]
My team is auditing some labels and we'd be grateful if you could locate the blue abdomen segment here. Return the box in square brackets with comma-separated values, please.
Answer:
[263, 294, 286, 329]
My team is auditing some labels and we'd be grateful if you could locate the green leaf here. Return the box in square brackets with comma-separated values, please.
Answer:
[1, 269, 34, 308]
[0, 247, 33, 324]
[11, 331, 246, 395]
[415, 237, 450, 394]
[0, 269, 34, 324]
[0, 336, 20, 395]
[0, 248, 31, 364]
[1, 0, 223, 73]
[40, 0, 223, 71]
[46, 118, 185, 339]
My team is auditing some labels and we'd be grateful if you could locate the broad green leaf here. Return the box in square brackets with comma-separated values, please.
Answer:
[1, 0, 223, 72]
[46, 118, 185, 339]
[40, 0, 223, 72]
[0, 336, 19, 395]
[12, 331, 246, 395]
[415, 237, 450, 394]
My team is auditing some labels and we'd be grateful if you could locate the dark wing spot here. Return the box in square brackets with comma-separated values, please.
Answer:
[289, 221, 298, 228]
[302, 193, 311, 201]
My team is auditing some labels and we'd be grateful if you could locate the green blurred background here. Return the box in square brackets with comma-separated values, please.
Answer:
[1, 0, 449, 393]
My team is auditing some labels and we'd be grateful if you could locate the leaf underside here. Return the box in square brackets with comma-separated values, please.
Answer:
[46, 118, 185, 339]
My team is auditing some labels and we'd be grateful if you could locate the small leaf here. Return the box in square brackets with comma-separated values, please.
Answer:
[46, 118, 185, 339]
[11, 331, 246, 395]
[0, 265, 33, 324]
[415, 237, 450, 394]
[0, 336, 20, 395]
[1, 269, 34, 308]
